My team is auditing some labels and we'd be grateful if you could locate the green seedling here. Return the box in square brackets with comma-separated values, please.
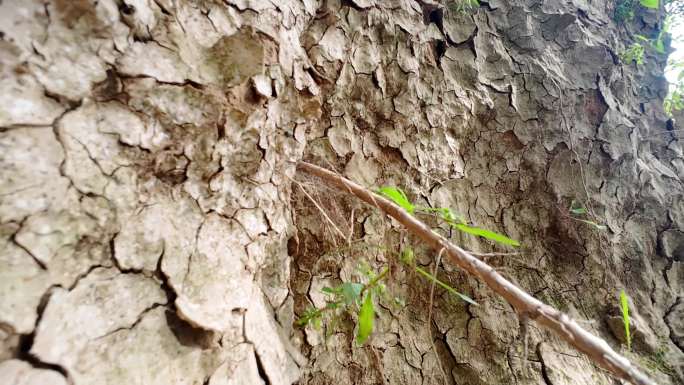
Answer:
[297, 265, 389, 346]
[568, 200, 607, 231]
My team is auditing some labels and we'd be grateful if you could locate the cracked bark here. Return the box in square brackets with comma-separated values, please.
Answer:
[0, 0, 683, 385]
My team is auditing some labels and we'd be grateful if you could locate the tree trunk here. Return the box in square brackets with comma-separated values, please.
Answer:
[0, 1, 681, 385]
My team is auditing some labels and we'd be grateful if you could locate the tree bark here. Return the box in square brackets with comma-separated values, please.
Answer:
[0, 1, 682, 385]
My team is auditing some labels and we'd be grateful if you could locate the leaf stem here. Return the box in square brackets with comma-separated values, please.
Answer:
[360, 266, 390, 297]
[414, 266, 477, 305]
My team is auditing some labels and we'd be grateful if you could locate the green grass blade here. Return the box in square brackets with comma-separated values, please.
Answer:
[454, 223, 520, 247]
[620, 290, 632, 351]
[377, 187, 414, 214]
[356, 293, 375, 345]
[415, 266, 478, 305]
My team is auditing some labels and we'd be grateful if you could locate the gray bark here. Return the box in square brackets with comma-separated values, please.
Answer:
[0, 1, 681, 385]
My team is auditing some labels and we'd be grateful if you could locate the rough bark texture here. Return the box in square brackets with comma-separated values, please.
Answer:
[0, 1, 682, 385]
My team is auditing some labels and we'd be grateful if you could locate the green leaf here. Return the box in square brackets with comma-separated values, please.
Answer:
[295, 316, 309, 327]
[620, 290, 632, 351]
[377, 187, 414, 214]
[654, 39, 665, 54]
[421, 207, 466, 224]
[296, 307, 321, 327]
[640, 0, 659, 9]
[340, 282, 364, 306]
[321, 287, 336, 294]
[454, 223, 520, 247]
[577, 219, 608, 231]
[356, 293, 375, 345]
[571, 207, 588, 215]
[414, 266, 478, 306]
[570, 200, 587, 215]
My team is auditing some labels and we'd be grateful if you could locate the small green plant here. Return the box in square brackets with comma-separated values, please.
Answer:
[297, 264, 388, 345]
[616, 0, 638, 22]
[620, 289, 632, 351]
[378, 187, 520, 247]
[568, 200, 607, 231]
[621, 41, 646, 64]
[620, 10, 670, 66]
[446, 0, 479, 13]
[615, 0, 660, 23]
[297, 248, 477, 345]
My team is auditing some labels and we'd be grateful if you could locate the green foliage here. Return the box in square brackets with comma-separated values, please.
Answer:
[296, 306, 325, 329]
[424, 206, 520, 246]
[621, 42, 646, 64]
[377, 186, 415, 214]
[568, 201, 607, 231]
[338, 282, 364, 305]
[356, 293, 375, 345]
[300, 183, 519, 344]
[641, 0, 660, 9]
[576, 219, 608, 231]
[421, 207, 464, 224]
[400, 247, 477, 305]
[453, 223, 521, 246]
[297, 265, 388, 346]
[414, 265, 478, 305]
[653, 15, 672, 54]
[620, 290, 632, 351]
[618, 12, 671, 69]
[569, 200, 588, 215]
[447, 0, 479, 13]
[377, 186, 520, 246]
[615, 0, 638, 23]
[296, 246, 479, 344]
[400, 248, 415, 265]
[615, 0, 659, 23]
